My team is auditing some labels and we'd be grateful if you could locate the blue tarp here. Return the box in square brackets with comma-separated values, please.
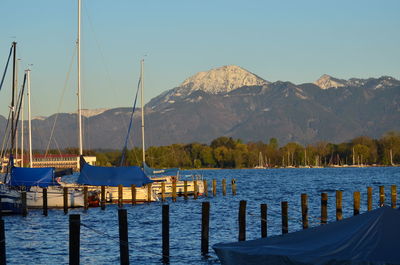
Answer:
[10, 167, 55, 187]
[78, 164, 153, 187]
[143, 162, 179, 177]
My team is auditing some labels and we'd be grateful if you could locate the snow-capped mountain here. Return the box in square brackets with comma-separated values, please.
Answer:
[313, 74, 347, 89]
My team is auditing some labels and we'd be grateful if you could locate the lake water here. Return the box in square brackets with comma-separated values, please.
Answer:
[2, 167, 400, 264]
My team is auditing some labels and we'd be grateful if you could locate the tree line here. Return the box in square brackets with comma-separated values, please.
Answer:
[85, 131, 399, 168]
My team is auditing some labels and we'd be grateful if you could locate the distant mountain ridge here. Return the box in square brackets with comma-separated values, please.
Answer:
[0, 65, 399, 150]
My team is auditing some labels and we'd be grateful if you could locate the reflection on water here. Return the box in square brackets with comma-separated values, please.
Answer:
[3, 167, 400, 264]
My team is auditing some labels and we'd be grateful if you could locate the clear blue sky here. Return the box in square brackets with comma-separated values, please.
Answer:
[1, 0, 399, 117]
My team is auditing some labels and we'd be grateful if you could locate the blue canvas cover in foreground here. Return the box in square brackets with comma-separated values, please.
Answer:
[143, 162, 179, 177]
[78, 164, 153, 187]
[10, 167, 55, 187]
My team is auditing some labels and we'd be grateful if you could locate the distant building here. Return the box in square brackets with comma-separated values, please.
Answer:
[1, 154, 96, 172]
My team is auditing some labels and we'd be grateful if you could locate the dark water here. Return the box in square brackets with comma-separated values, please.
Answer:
[3, 167, 400, 264]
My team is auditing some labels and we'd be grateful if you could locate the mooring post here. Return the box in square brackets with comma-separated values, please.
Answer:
[367, 187, 372, 211]
[301, 194, 308, 229]
[118, 209, 129, 265]
[231, 179, 236, 196]
[172, 182, 177, 202]
[161, 183, 166, 202]
[118, 185, 123, 208]
[222, 179, 226, 196]
[131, 185, 136, 205]
[43, 188, 48, 216]
[183, 180, 188, 199]
[22, 191, 28, 217]
[238, 200, 246, 241]
[212, 179, 217, 196]
[83, 187, 88, 211]
[353, 191, 360, 215]
[63, 187, 68, 214]
[101, 186, 106, 210]
[147, 183, 152, 203]
[261, 203, 267, 238]
[201, 201, 210, 255]
[321, 193, 328, 225]
[281, 201, 288, 234]
[336, 190, 342, 221]
[0, 219, 5, 265]
[391, 185, 397, 209]
[203, 179, 208, 197]
[69, 214, 80, 265]
[379, 186, 385, 207]
[162, 204, 170, 264]
[194, 180, 198, 199]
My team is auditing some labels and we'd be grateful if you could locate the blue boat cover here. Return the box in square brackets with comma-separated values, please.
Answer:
[143, 162, 179, 177]
[78, 164, 153, 187]
[10, 167, 55, 187]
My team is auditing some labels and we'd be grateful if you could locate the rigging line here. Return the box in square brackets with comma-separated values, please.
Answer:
[0, 109, 12, 158]
[0, 44, 13, 91]
[44, 48, 76, 157]
[11, 73, 27, 150]
[120, 74, 141, 166]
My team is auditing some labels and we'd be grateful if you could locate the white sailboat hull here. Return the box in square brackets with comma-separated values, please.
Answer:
[26, 186, 84, 208]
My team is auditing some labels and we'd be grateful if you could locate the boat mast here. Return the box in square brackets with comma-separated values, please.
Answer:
[21, 71, 24, 167]
[10, 42, 16, 159]
[26, 69, 33, 167]
[141, 59, 145, 163]
[77, 0, 83, 156]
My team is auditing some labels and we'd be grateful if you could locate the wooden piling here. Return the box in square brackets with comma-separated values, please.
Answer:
[261, 203, 267, 238]
[281, 201, 288, 234]
[69, 214, 80, 265]
[147, 183, 152, 203]
[353, 191, 360, 215]
[162, 204, 170, 264]
[321, 193, 328, 225]
[118, 209, 129, 265]
[301, 194, 308, 229]
[184, 180, 188, 199]
[63, 187, 68, 214]
[21, 191, 27, 217]
[379, 186, 385, 206]
[222, 179, 226, 196]
[194, 180, 198, 199]
[367, 187, 372, 211]
[231, 179, 236, 196]
[203, 179, 208, 197]
[391, 185, 397, 209]
[83, 187, 88, 211]
[212, 179, 217, 196]
[131, 185, 136, 205]
[336, 190, 342, 221]
[0, 219, 5, 265]
[161, 183, 166, 202]
[101, 186, 106, 210]
[43, 188, 48, 216]
[238, 200, 246, 241]
[172, 182, 177, 202]
[201, 202, 210, 255]
[118, 185, 123, 208]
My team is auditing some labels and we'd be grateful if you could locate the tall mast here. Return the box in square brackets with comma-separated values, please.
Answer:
[11, 42, 16, 158]
[15, 58, 19, 163]
[77, 0, 83, 156]
[21, 73, 24, 167]
[27, 69, 33, 167]
[141, 59, 145, 163]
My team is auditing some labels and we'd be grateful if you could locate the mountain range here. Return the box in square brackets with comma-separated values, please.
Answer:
[1, 65, 399, 150]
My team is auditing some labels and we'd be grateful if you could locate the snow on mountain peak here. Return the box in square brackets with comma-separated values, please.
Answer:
[179, 65, 268, 94]
[314, 74, 346, 89]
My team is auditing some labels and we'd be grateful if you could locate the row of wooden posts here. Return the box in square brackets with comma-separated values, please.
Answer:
[15, 178, 237, 217]
[0, 184, 397, 265]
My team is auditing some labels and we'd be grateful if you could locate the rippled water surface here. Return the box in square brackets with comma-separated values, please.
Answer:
[3, 167, 400, 264]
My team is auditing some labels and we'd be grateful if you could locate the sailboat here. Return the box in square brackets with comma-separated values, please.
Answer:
[254, 152, 267, 169]
[68, 0, 156, 203]
[136, 60, 204, 197]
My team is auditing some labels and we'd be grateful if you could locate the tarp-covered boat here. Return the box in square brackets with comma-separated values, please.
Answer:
[214, 206, 400, 265]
